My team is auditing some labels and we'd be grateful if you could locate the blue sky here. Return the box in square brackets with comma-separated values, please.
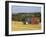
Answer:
[11, 5, 41, 14]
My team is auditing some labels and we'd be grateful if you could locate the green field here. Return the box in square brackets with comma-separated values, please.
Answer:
[12, 21, 41, 31]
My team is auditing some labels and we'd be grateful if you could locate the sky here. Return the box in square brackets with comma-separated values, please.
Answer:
[11, 5, 41, 14]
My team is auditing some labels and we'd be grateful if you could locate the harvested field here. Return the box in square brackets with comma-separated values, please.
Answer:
[12, 21, 41, 31]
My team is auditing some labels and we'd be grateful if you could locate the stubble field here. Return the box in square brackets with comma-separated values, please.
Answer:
[12, 21, 41, 31]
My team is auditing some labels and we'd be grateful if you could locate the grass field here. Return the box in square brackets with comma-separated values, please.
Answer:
[12, 21, 41, 31]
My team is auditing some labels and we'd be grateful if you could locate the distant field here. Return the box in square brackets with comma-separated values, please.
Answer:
[12, 21, 41, 31]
